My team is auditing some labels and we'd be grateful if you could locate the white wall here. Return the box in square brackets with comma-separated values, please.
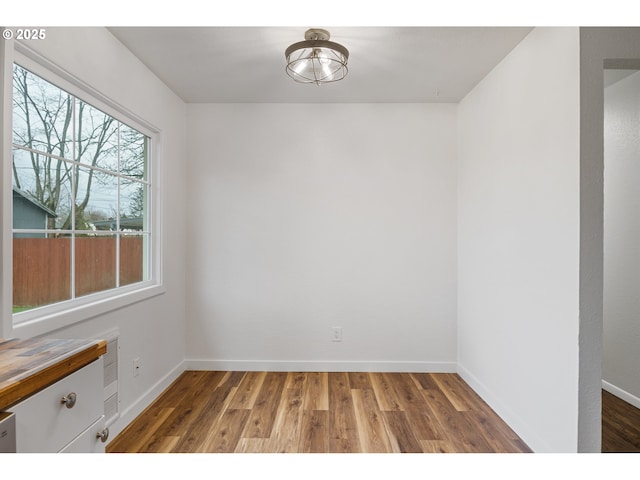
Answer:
[603, 71, 640, 405]
[457, 28, 581, 452]
[2, 28, 188, 440]
[186, 103, 458, 371]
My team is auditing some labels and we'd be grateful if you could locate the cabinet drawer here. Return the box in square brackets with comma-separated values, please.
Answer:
[59, 416, 106, 453]
[11, 359, 103, 453]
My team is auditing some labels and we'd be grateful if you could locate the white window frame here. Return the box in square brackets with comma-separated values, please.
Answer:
[1, 40, 164, 339]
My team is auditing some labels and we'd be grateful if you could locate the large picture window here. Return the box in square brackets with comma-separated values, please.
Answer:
[11, 63, 152, 318]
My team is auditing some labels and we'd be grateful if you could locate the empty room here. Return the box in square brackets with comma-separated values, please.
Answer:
[1, 6, 640, 464]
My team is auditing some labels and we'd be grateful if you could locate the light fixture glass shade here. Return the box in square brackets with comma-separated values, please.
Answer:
[285, 29, 349, 85]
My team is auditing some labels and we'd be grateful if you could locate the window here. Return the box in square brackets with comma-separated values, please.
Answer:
[11, 62, 155, 325]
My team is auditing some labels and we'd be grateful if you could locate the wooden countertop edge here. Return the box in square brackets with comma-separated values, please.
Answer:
[0, 339, 106, 411]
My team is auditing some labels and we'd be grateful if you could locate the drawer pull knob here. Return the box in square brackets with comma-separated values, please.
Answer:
[61, 392, 77, 409]
[96, 428, 109, 443]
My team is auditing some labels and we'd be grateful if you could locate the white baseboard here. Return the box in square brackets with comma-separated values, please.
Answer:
[457, 363, 554, 453]
[105, 360, 185, 444]
[602, 380, 640, 409]
[184, 359, 457, 373]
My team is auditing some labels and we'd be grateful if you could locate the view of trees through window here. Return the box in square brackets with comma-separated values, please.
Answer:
[12, 63, 150, 314]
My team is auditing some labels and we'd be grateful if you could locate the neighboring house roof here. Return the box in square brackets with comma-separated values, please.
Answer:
[92, 216, 144, 231]
[12, 187, 57, 218]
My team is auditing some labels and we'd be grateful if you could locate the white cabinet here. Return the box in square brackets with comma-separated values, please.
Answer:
[10, 358, 107, 453]
[59, 417, 106, 453]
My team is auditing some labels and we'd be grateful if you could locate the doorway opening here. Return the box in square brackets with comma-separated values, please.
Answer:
[602, 66, 640, 452]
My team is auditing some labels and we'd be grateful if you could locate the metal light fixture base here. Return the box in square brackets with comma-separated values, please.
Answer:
[285, 28, 349, 86]
[304, 29, 331, 41]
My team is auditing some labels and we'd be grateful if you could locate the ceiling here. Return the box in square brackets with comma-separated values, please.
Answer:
[604, 69, 639, 87]
[108, 27, 533, 103]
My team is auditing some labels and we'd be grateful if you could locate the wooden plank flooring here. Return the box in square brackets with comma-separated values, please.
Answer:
[107, 371, 532, 453]
[602, 389, 640, 452]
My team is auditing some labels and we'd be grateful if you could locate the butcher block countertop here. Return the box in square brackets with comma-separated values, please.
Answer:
[0, 337, 106, 411]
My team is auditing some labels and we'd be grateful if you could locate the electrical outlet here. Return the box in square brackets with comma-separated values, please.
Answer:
[133, 357, 141, 377]
[332, 327, 343, 342]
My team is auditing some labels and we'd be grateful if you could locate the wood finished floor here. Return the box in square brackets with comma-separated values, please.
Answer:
[107, 371, 532, 453]
[602, 390, 640, 453]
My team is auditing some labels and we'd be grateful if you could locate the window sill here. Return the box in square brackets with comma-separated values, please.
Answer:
[10, 283, 165, 338]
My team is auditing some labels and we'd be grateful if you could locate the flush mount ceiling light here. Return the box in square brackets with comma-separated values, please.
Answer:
[285, 28, 349, 85]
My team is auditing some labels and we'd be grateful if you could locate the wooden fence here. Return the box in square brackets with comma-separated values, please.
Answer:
[13, 237, 143, 307]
